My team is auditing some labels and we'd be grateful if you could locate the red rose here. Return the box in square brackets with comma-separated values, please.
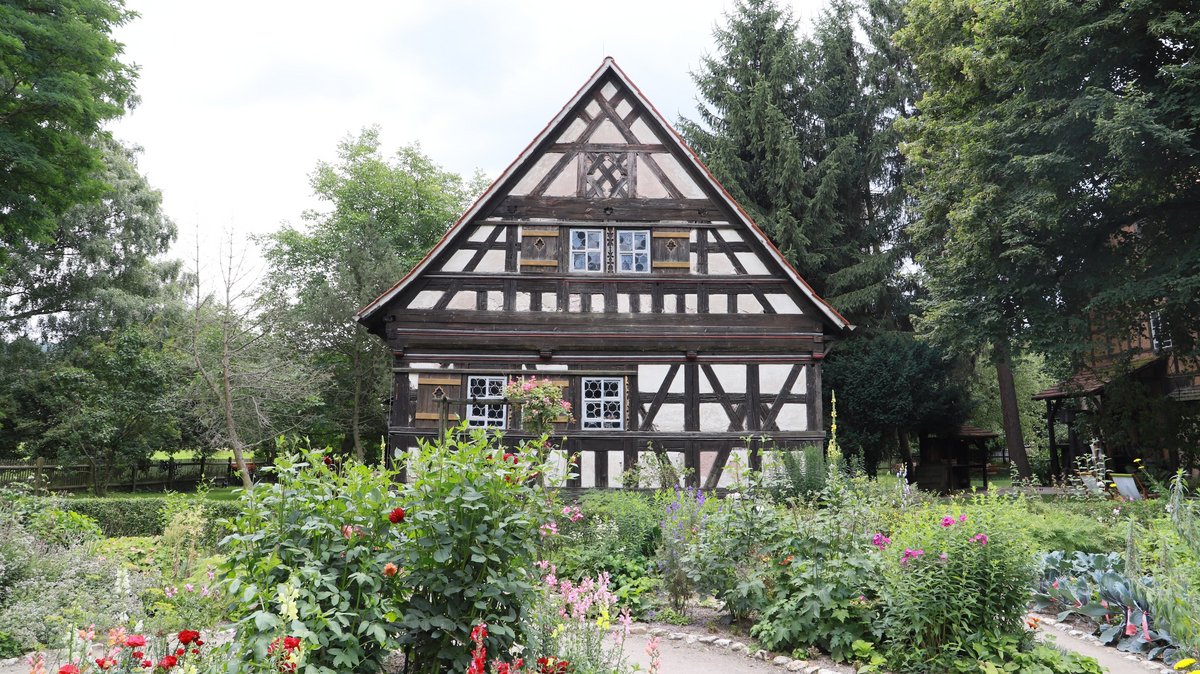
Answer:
[132, 652, 144, 659]
[178, 629, 201, 645]
[191, 649, 200, 655]
[58, 666, 79, 674]
[125, 634, 147, 648]
[388, 507, 406, 524]
[175, 648, 185, 657]
[142, 661, 153, 669]
[194, 639, 204, 647]
[157, 655, 177, 670]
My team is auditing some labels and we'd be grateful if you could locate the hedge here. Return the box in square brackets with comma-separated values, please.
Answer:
[57, 497, 242, 542]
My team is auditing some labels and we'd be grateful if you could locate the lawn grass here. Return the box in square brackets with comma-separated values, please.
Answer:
[99, 486, 242, 501]
[149, 449, 254, 461]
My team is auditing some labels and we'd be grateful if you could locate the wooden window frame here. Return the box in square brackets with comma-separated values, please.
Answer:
[581, 377, 624, 430]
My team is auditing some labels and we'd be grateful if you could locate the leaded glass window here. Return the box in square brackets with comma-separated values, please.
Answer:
[617, 230, 650, 273]
[466, 376, 506, 428]
[581, 377, 623, 430]
[569, 229, 604, 272]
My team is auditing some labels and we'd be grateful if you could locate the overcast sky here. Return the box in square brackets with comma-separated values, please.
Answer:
[109, 1, 830, 274]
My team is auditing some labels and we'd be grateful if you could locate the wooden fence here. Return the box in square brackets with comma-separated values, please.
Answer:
[0, 457, 237, 494]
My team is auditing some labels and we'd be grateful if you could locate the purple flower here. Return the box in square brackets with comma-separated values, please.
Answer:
[871, 533, 891, 550]
[971, 533, 989, 546]
[940, 516, 955, 528]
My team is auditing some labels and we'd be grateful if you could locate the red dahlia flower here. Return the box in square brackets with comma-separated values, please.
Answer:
[388, 507, 406, 524]
[178, 629, 201, 645]
[157, 655, 177, 670]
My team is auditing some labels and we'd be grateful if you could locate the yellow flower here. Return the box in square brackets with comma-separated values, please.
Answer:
[1174, 658, 1196, 670]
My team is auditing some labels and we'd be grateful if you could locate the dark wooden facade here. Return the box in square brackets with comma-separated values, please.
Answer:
[357, 59, 852, 488]
[1033, 314, 1200, 475]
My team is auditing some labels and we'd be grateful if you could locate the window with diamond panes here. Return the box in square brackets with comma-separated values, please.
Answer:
[466, 376, 506, 428]
[617, 230, 650, 273]
[581, 377, 623, 430]
[569, 229, 604, 272]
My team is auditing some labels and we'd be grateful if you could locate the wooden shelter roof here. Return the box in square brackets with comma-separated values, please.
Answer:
[1032, 355, 1162, 400]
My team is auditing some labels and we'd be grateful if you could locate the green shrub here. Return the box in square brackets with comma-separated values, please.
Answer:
[655, 487, 713, 612]
[27, 507, 102, 546]
[0, 521, 149, 651]
[579, 490, 660, 560]
[878, 494, 1039, 671]
[58, 496, 240, 544]
[685, 491, 778, 622]
[0, 630, 22, 658]
[397, 427, 556, 674]
[1138, 472, 1200, 660]
[750, 505, 883, 661]
[222, 446, 406, 674]
[550, 490, 660, 617]
[765, 445, 828, 502]
[58, 497, 163, 536]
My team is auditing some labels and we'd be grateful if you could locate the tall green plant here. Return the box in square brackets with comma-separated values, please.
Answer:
[877, 495, 1038, 671]
[1139, 472, 1200, 659]
[397, 426, 557, 674]
[222, 445, 406, 673]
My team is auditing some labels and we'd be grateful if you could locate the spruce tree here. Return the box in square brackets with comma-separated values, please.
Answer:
[683, 0, 913, 329]
[679, 0, 827, 285]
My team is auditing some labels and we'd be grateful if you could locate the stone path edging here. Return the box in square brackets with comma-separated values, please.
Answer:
[625, 623, 851, 674]
[1032, 614, 1173, 673]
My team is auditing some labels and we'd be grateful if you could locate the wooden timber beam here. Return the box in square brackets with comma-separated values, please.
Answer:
[491, 196, 722, 221]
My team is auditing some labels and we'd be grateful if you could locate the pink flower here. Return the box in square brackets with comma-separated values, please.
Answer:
[871, 533, 891, 549]
[939, 552, 948, 560]
[971, 533, 989, 546]
[940, 516, 955, 527]
[958, 514, 968, 523]
[900, 548, 925, 564]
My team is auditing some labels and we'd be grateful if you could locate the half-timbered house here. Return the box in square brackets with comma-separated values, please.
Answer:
[356, 58, 852, 488]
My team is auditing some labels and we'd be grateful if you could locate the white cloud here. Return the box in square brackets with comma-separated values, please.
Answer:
[109, 0, 830, 273]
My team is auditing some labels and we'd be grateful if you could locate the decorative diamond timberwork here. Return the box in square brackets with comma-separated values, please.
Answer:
[533, 237, 546, 251]
[665, 239, 678, 252]
[583, 152, 630, 198]
[432, 386, 446, 399]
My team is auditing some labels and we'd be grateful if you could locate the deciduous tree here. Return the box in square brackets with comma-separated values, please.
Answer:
[259, 129, 480, 460]
[898, 0, 1200, 476]
[0, 0, 139, 261]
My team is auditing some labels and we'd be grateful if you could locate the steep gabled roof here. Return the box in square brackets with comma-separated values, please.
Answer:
[355, 57, 852, 332]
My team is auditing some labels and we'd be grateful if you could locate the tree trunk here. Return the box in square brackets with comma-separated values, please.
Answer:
[994, 339, 1032, 479]
[351, 337, 365, 462]
[222, 326, 254, 490]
